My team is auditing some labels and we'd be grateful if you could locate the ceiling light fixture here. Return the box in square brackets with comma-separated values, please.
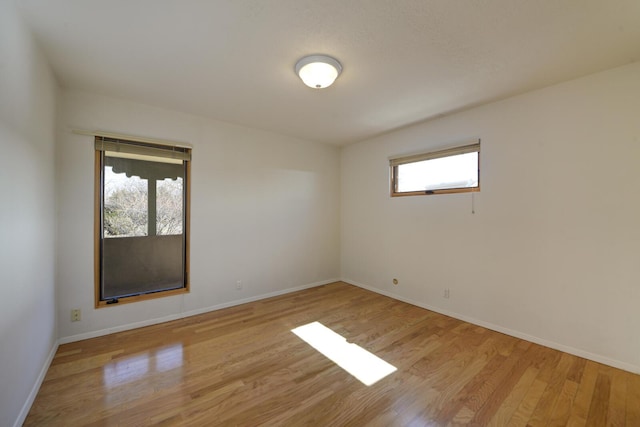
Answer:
[295, 55, 342, 89]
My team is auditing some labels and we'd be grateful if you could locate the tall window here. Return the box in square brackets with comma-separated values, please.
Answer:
[95, 137, 191, 306]
[390, 141, 480, 196]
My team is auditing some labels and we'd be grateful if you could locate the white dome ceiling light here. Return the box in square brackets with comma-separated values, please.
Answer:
[295, 55, 343, 89]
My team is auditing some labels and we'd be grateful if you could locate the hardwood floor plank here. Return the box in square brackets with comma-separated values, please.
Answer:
[432, 333, 512, 423]
[586, 371, 612, 426]
[527, 352, 575, 426]
[548, 379, 579, 426]
[24, 282, 639, 426]
[466, 341, 537, 426]
[430, 336, 503, 425]
[449, 405, 476, 426]
[566, 360, 600, 427]
[486, 365, 539, 427]
[567, 357, 587, 383]
[505, 378, 548, 427]
[627, 372, 640, 426]
[607, 368, 627, 427]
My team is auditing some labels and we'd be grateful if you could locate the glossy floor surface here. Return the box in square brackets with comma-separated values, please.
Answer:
[26, 282, 640, 426]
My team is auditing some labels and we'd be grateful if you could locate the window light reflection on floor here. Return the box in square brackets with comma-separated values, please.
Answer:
[291, 321, 397, 386]
[103, 343, 184, 388]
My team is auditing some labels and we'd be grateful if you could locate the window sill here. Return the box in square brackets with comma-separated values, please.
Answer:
[95, 286, 189, 309]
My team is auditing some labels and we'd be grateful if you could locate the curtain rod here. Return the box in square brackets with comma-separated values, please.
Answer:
[72, 129, 192, 149]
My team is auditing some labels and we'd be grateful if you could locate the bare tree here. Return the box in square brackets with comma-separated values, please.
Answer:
[156, 178, 183, 235]
[104, 178, 183, 237]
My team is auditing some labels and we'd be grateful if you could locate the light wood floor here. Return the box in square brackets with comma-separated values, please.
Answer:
[26, 282, 639, 426]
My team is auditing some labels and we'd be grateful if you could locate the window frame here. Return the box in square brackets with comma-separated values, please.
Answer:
[94, 137, 191, 308]
[389, 141, 480, 197]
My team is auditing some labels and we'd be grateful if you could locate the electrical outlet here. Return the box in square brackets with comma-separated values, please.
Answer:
[236, 280, 242, 290]
[444, 289, 450, 299]
[71, 309, 81, 322]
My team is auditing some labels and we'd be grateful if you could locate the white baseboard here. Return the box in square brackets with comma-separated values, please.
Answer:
[13, 341, 59, 427]
[59, 278, 338, 345]
[342, 278, 640, 375]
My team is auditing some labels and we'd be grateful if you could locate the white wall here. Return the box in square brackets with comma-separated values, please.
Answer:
[56, 91, 340, 340]
[341, 62, 640, 373]
[0, 1, 59, 426]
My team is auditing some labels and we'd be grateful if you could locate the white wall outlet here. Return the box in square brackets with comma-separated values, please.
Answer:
[236, 280, 242, 290]
[71, 309, 81, 322]
[444, 289, 450, 299]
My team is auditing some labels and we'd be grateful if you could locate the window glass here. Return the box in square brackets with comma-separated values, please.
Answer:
[390, 142, 480, 196]
[104, 166, 148, 237]
[156, 177, 183, 236]
[396, 152, 478, 193]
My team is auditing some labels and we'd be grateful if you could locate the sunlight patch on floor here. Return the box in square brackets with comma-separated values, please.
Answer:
[291, 321, 397, 386]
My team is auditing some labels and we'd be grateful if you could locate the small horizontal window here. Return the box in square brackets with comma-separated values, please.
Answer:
[390, 141, 480, 196]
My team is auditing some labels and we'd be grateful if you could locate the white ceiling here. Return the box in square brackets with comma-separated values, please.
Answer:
[18, 0, 640, 145]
